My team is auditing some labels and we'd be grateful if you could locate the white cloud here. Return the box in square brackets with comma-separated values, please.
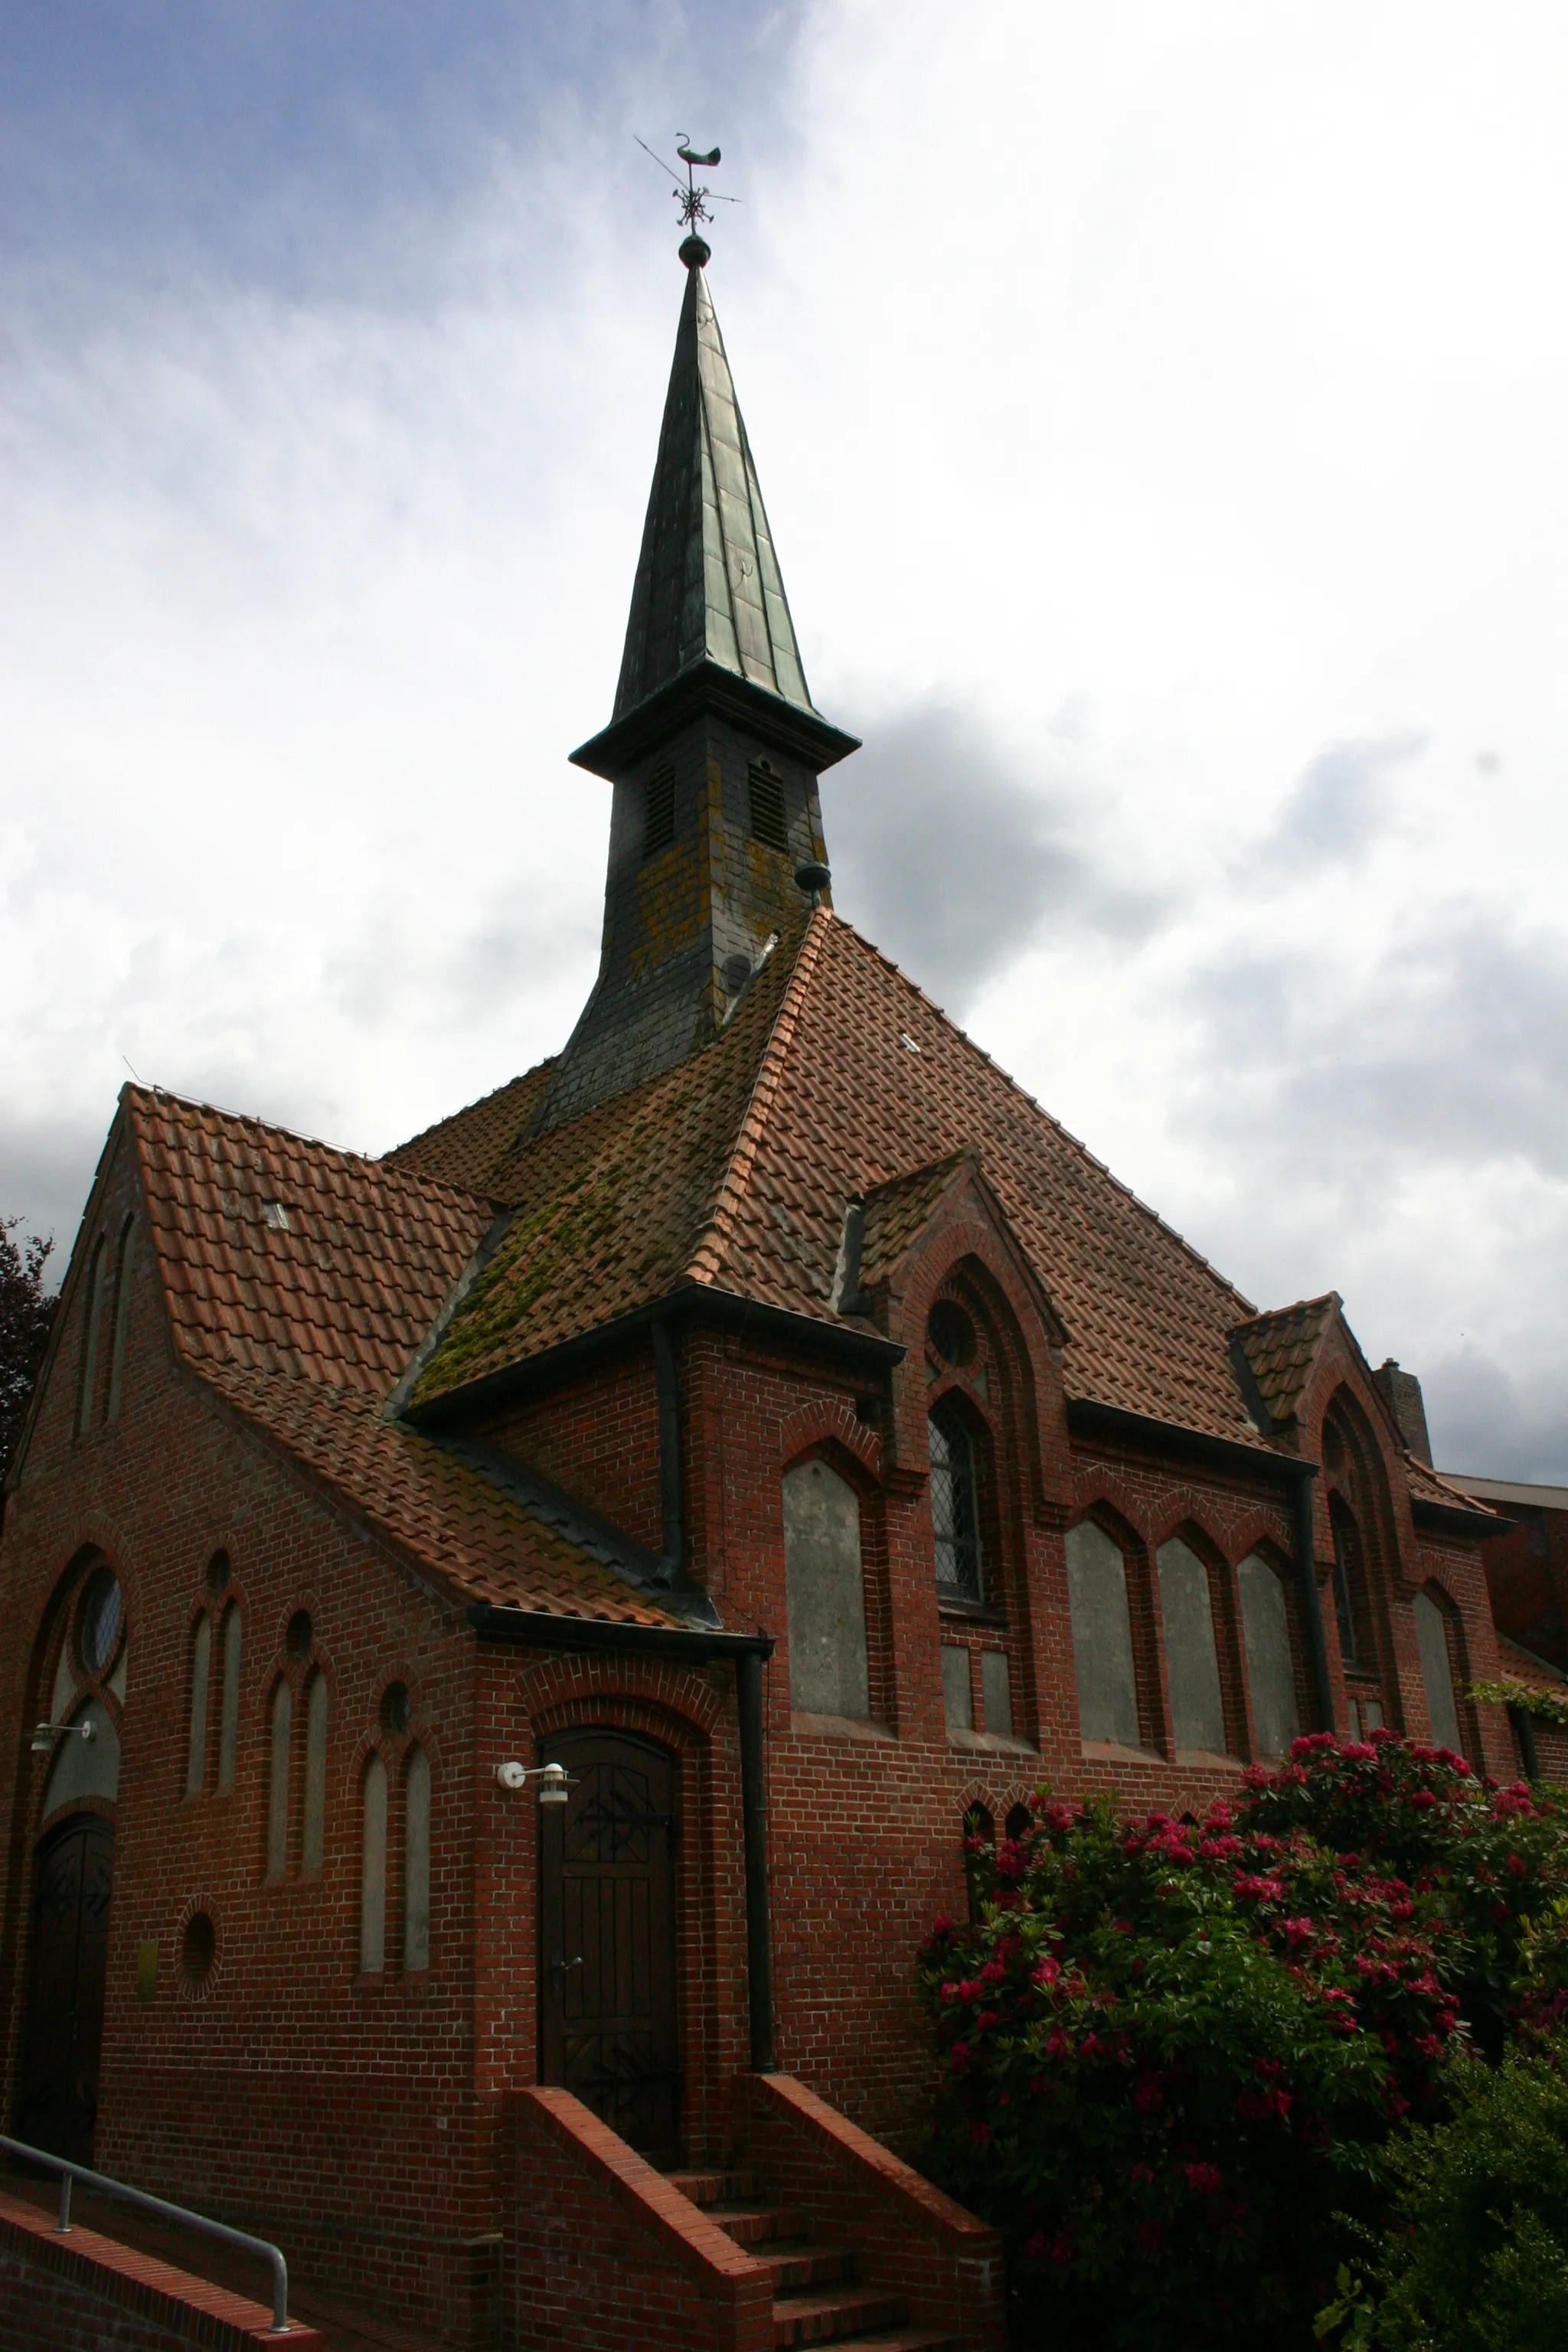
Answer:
[3, 1, 1567, 1475]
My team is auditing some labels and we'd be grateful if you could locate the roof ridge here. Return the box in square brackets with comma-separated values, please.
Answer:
[382, 1059, 557, 1165]
[685, 909, 833, 1285]
[1233, 1292, 1341, 1331]
[123, 1082, 488, 1212]
[828, 918, 1258, 1318]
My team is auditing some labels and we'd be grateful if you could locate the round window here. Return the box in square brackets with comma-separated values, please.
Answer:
[928, 1301, 976, 1368]
[78, 1568, 123, 1676]
[285, 1609, 313, 1662]
[181, 1910, 216, 1988]
[381, 1682, 411, 1736]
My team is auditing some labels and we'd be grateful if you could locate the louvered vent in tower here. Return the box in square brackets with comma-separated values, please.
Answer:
[748, 760, 788, 853]
[642, 763, 675, 858]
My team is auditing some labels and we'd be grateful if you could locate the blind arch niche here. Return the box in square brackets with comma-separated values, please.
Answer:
[783, 1459, 869, 1720]
[1065, 1520, 1140, 1749]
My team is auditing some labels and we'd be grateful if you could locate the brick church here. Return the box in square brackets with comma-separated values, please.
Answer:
[0, 224, 1530, 2350]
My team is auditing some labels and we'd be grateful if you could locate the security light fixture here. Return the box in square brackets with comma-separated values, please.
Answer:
[495, 1759, 575, 1805]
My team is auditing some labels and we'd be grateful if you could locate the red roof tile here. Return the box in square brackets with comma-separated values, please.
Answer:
[1231, 1295, 1341, 1428]
[413, 913, 1269, 1446]
[206, 1363, 683, 1626]
[383, 1061, 557, 1197]
[123, 1087, 684, 1626]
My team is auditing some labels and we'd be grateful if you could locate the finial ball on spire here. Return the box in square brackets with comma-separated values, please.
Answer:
[679, 233, 711, 270]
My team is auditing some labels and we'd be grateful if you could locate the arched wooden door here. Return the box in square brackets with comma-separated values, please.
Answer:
[19, 1816, 115, 2161]
[537, 1730, 680, 2162]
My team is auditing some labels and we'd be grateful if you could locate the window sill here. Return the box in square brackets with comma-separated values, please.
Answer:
[936, 1600, 1006, 1627]
[1080, 1741, 1166, 1767]
[949, 1727, 1037, 1757]
[789, 1710, 897, 1745]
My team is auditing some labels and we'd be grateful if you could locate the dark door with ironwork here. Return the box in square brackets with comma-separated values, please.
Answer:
[538, 1730, 680, 2161]
[19, 1816, 115, 2162]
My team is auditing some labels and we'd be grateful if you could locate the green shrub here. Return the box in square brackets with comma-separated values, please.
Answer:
[916, 1736, 1568, 2350]
[1321, 2040, 1568, 2350]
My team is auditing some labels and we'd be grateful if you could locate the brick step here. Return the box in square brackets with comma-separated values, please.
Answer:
[701, 2197, 809, 2249]
[773, 2285, 911, 2348]
[665, 2169, 762, 2207]
[792, 2335, 959, 2352]
[753, 2237, 858, 2291]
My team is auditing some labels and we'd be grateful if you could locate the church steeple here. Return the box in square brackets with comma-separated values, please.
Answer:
[570, 236, 857, 780]
[531, 237, 858, 1138]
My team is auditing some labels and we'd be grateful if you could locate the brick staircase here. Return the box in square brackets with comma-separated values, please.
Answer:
[665, 2167, 960, 2352]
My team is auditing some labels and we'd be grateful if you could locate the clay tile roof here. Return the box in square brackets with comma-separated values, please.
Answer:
[126, 1086, 491, 1390]
[413, 913, 1271, 1446]
[383, 1061, 556, 1198]
[205, 1364, 683, 1626]
[1496, 1635, 1568, 1690]
[857, 1152, 974, 1289]
[125, 1086, 684, 1625]
[1405, 1452, 1502, 1517]
[1230, 1295, 1341, 1429]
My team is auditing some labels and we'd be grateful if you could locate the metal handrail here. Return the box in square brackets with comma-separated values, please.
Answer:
[0, 2135, 294, 2332]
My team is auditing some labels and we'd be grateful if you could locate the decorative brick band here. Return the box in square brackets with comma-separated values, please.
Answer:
[0, 2188, 322, 2350]
[732, 2071, 1007, 2350]
[505, 2087, 773, 2352]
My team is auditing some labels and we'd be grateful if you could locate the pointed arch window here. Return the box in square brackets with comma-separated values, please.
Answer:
[217, 1604, 242, 1792]
[74, 1236, 107, 1436]
[361, 1753, 387, 1973]
[783, 1458, 870, 1720]
[1413, 1588, 1465, 1755]
[1330, 1500, 1371, 1670]
[106, 1215, 136, 1422]
[1065, 1520, 1140, 1748]
[185, 1616, 212, 1795]
[403, 1747, 431, 1971]
[1238, 1553, 1299, 1759]
[266, 1681, 292, 1879]
[929, 1404, 982, 1604]
[302, 1672, 329, 1874]
[1156, 1537, 1227, 1756]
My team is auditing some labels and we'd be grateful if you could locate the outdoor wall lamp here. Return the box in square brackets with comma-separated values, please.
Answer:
[31, 1718, 93, 1756]
[494, 1759, 575, 1805]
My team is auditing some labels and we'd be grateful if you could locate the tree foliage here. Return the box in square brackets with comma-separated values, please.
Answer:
[0, 1217, 57, 1488]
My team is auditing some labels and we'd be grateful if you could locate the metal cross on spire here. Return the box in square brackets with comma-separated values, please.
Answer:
[635, 134, 739, 263]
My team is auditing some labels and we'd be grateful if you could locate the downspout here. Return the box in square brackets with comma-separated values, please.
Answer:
[651, 1315, 684, 1583]
[736, 1649, 776, 2072]
[650, 1311, 775, 2068]
[1295, 1464, 1335, 1733]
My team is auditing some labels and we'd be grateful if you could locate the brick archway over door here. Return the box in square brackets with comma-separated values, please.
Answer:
[537, 1728, 680, 2164]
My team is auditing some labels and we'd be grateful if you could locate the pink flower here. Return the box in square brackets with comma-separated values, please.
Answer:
[1184, 2163, 1223, 2197]
[1136, 2221, 1166, 2256]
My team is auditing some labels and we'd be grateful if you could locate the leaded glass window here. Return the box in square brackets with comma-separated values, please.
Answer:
[930, 1404, 982, 1603]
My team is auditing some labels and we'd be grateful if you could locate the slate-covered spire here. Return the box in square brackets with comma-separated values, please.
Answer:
[571, 237, 857, 779]
[614, 240, 814, 720]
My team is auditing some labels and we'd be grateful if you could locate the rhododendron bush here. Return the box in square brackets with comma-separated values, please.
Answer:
[916, 1733, 1568, 2350]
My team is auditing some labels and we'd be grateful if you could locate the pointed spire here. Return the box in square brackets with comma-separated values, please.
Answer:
[616, 244, 814, 718]
[571, 246, 857, 779]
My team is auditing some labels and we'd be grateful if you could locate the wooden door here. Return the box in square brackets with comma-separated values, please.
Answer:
[538, 1730, 680, 2161]
[19, 1816, 115, 2162]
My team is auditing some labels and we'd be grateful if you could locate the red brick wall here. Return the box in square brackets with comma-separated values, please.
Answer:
[0, 2190, 322, 2349]
[0, 1135, 486, 2344]
[504, 2087, 772, 2352]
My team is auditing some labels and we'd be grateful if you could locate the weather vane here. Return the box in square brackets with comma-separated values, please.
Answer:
[635, 134, 740, 258]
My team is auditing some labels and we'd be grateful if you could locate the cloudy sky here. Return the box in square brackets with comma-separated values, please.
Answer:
[4, 2, 1566, 1478]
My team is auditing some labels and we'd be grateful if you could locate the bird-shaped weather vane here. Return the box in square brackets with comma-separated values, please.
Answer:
[635, 133, 739, 263]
